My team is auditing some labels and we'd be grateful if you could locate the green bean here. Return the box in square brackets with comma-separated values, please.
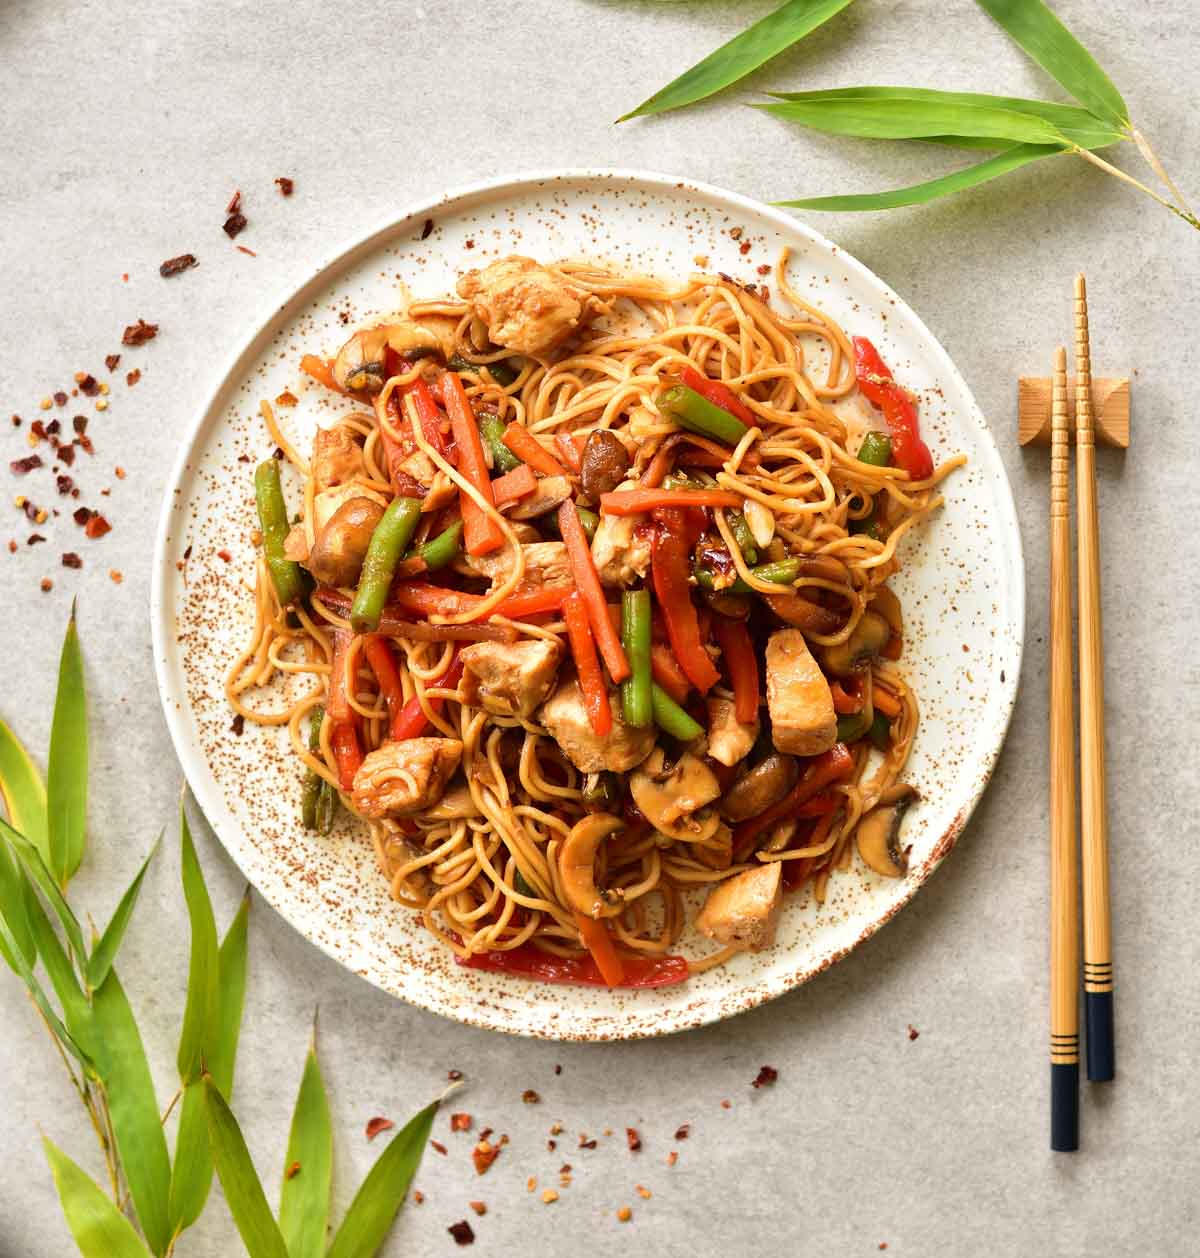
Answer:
[728, 511, 759, 565]
[657, 384, 749, 447]
[513, 868, 538, 899]
[350, 495, 423, 633]
[693, 556, 801, 595]
[254, 460, 307, 606]
[449, 354, 518, 388]
[415, 519, 463, 571]
[868, 711, 892, 751]
[836, 711, 871, 743]
[651, 683, 704, 741]
[300, 705, 336, 833]
[545, 504, 599, 542]
[620, 589, 652, 728]
[581, 771, 620, 813]
[478, 411, 522, 473]
[858, 431, 893, 467]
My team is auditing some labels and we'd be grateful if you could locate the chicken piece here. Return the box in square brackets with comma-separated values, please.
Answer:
[351, 738, 463, 819]
[705, 697, 759, 767]
[457, 256, 604, 358]
[467, 541, 571, 590]
[694, 863, 783, 952]
[312, 426, 366, 493]
[537, 678, 655, 773]
[459, 639, 562, 717]
[591, 482, 652, 587]
[312, 481, 389, 535]
[456, 524, 540, 578]
[765, 629, 837, 757]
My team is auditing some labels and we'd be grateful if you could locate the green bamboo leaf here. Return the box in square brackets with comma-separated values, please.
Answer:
[90, 969, 173, 1256]
[1, 818, 86, 963]
[43, 1136, 150, 1258]
[24, 884, 92, 1042]
[777, 141, 1066, 210]
[974, 0, 1128, 128]
[169, 890, 251, 1234]
[767, 86, 1124, 149]
[0, 713, 49, 861]
[326, 1100, 439, 1258]
[177, 806, 219, 1086]
[202, 1078, 291, 1258]
[47, 606, 88, 887]
[618, 0, 858, 122]
[279, 1022, 333, 1258]
[86, 837, 160, 990]
[0, 837, 36, 970]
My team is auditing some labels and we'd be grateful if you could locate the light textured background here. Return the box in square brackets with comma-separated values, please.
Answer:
[1, 1, 1197, 1255]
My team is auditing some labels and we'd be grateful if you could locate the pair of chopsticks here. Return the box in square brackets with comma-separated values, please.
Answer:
[1049, 275, 1115, 1154]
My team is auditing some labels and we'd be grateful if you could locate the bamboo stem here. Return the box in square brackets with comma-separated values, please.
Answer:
[1129, 126, 1195, 219]
[1072, 146, 1200, 230]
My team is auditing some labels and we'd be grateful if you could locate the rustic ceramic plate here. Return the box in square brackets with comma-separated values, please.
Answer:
[151, 169, 1023, 1040]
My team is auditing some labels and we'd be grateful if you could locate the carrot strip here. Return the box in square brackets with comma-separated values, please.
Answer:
[557, 502, 630, 683]
[600, 488, 743, 516]
[651, 512, 720, 694]
[491, 463, 538, 506]
[408, 378, 451, 456]
[389, 580, 572, 622]
[829, 677, 864, 715]
[650, 642, 690, 704]
[443, 374, 503, 556]
[573, 912, 626, 988]
[362, 635, 406, 738]
[327, 629, 363, 790]
[881, 634, 903, 661]
[300, 354, 346, 394]
[562, 591, 612, 736]
[555, 432, 584, 474]
[872, 683, 903, 719]
[501, 422, 569, 478]
[712, 616, 759, 724]
[390, 653, 464, 741]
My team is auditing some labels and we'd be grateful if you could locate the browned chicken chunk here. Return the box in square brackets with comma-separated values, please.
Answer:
[312, 426, 366, 492]
[591, 484, 652, 587]
[459, 639, 563, 717]
[694, 863, 783, 952]
[351, 739, 463, 818]
[705, 696, 759, 767]
[466, 540, 571, 590]
[765, 629, 837, 757]
[537, 678, 655, 773]
[457, 256, 604, 358]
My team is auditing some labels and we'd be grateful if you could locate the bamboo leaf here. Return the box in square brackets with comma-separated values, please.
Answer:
[777, 141, 1066, 210]
[0, 837, 36, 970]
[2, 818, 86, 963]
[973, 0, 1128, 128]
[767, 86, 1124, 149]
[202, 1078, 291, 1258]
[326, 1100, 439, 1258]
[169, 890, 251, 1234]
[86, 837, 160, 991]
[177, 806, 219, 1086]
[90, 969, 173, 1256]
[24, 883, 92, 1043]
[43, 1137, 150, 1258]
[0, 713, 49, 861]
[279, 1022, 333, 1258]
[619, 0, 858, 121]
[47, 606, 88, 887]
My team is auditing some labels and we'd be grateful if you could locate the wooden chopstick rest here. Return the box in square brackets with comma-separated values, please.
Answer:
[1018, 375, 1130, 448]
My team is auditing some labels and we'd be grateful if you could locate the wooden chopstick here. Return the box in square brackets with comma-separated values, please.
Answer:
[1074, 275, 1116, 1083]
[1048, 344, 1080, 1152]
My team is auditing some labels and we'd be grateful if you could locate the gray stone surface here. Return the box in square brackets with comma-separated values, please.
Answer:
[1, 1, 1197, 1254]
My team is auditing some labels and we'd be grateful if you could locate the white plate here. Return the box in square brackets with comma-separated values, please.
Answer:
[151, 169, 1023, 1040]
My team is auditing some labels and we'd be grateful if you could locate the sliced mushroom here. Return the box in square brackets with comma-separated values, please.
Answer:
[307, 496, 384, 587]
[822, 610, 890, 676]
[629, 748, 721, 842]
[558, 811, 626, 918]
[719, 753, 799, 823]
[425, 783, 483, 821]
[580, 430, 630, 498]
[856, 783, 918, 878]
[331, 317, 458, 394]
[761, 591, 843, 636]
[507, 474, 573, 520]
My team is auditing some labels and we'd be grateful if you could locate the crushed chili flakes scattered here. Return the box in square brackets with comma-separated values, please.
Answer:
[109, 569, 122, 583]
[616, 1206, 632, 1223]
[122, 319, 158, 346]
[626, 1128, 642, 1152]
[549, 1122, 563, 1136]
[674, 1124, 690, 1141]
[46, 418, 61, 436]
[578, 1136, 597, 1150]
[720, 1099, 732, 1110]
[526, 1177, 537, 1193]
[468, 1201, 486, 1217]
[53, 391, 67, 407]
[878, 1245, 888, 1252]
[636, 1185, 652, 1200]
[237, 245, 257, 257]
[472, 1139, 500, 1175]
[478, 1127, 493, 1142]
[10, 415, 20, 428]
[448, 1220, 474, 1246]
[226, 189, 242, 215]
[739, 240, 752, 255]
[450, 1113, 472, 1133]
[757, 264, 771, 275]
[6, 540, 14, 553]
[126, 369, 141, 387]
[30, 419, 47, 442]
[420, 218, 434, 240]
[275, 176, 294, 196]
[216, 548, 232, 562]
[58, 444, 76, 467]
[56, 475, 74, 495]
[223, 212, 248, 239]
[465, 239, 475, 250]
[730, 227, 743, 240]
[95, 399, 108, 412]
[85, 513, 111, 539]
[76, 434, 94, 455]
[10, 455, 43, 475]
[38, 398, 52, 411]
[666, 1151, 678, 1167]
[230, 714, 245, 736]
[430, 1140, 448, 1156]
[78, 375, 99, 396]
[284, 1161, 301, 1181]
[554, 1064, 562, 1076]
[275, 390, 298, 407]
[104, 354, 121, 372]
[411, 1190, 424, 1205]
[907, 1024, 920, 1041]
[364, 1117, 394, 1142]
[115, 466, 126, 479]
[39, 577, 52, 592]
[752, 1065, 778, 1089]
[547, 1140, 556, 1151]
[160, 253, 197, 278]
[28, 533, 46, 545]
[542, 1189, 559, 1204]
[522, 1090, 540, 1105]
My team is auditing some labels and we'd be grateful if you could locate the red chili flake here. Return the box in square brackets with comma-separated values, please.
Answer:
[85, 514, 111, 539]
[78, 376, 99, 396]
[626, 1127, 642, 1152]
[478, 1127, 492, 1142]
[237, 245, 257, 257]
[28, 533, 47, 545]
[109, 569, 123, 584]
[522, 1090, 541, 1105]
[226, 189, 242, 215]
[578, 1137, 597, 1150]
[46, 419, 61, 436]
[554, 1064, 562, 1075]
[275, 390, 298, 407]
[76, 435, 95, 455]
[183, 544, 193, 560]
[448, 1220, 475, 1246]
[229, 714, 245, 736]
[122, 319, 158, 346]
[468, 1201, 486, 1217]
[105, 354, 121, 372]
[757, 264, 771, 276]
[284, 1161, 300, 1180]
[216, 548, 232, 562]
[547, 1140, 557, 1151]
[160, 253, 197, 277]
[739, 241, 752, 256]
[365, 1117, 394, 1142]
[53, 391, 68, 407]
[674, 1124, 690, 1141]
[121, 272, 129, 282]
[472, 1140, 500, 1175]
[465, 239, 475, 249]
[411, 1190, 424, 1205]
[430, 1140, 448, 1156]
[907, 1024, 920, 1041]
[10, 456, 43, 475]
[10, 415, 21, 428]
[223, 212, 248, 239]
[752, 1065, 778, 1089]
[6, 540, 15, 553]
[73, 507, 91, 526]
[39, 577, 52, 592]
[56, 475, 74, 495]
[275, 177, 294, 196]
[22, 501, 42, 522]
[272, 447, 284, 460]
[878, 1245, 889, 1252]
[58, 445, 76, 467]
[30, 419, 47, 442]
[237, 453, 251, 464]
[126, 369, 141, 387]
[420, 218, 434, 240]
[72, 415, 89, 435]
[450, 1113, 472, 1133]
[62, 553, 82, 569]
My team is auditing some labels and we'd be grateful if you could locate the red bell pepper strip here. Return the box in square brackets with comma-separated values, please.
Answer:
[362, 635, 406, 737]
[389, 652, 464, 741]
[881, 634, 903, 661]
[650, 641, 691, 705]
[851, 337, 934, 481]
[732, 743, 856, 861]
[712, 616, 759, 723]
[408, 377, 451, 457]
[680, 364, 755, 426]
[557, 502, 630, 683]
[442, 373, 503, 556]
[872, 683, 903, 720]
[829, 676, 864, 715]
[651, 511, 720, 694]
[490, 463, 538, 506]
[501, 422, 569, 478]
[601, 488, 743, 516]
[562, 591, 612, 736]
[458, 944, 689, 988]
[554, 432, 584, 474]
[327, 629, 363, 790]
[299, 354, 346, 394]
[573, 912, 625, 987]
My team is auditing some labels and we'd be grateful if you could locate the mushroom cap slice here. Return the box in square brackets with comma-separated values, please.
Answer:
[856, 783, 918, 878]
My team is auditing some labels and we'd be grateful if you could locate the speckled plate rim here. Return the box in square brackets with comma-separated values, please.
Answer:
[151, 167, 1024, 1039]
